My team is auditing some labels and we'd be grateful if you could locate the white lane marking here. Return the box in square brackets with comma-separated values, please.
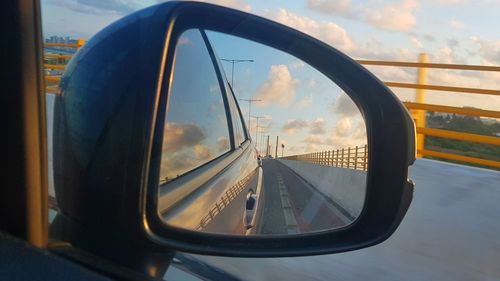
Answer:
[276, 173, 300, 234]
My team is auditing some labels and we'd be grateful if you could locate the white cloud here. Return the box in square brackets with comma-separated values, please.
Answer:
[449, 19, 465, 30]
[187, 0, 251, 12]
[306, 0, 418, 32]
[267, 8, 424, 59]
[331, 93, 360, 117]
[272, 9, 356, 52]
[411, 36, 424, 49]
[432, 0, 465, 5]
[364, 0, 418, 32]
[431, 46, 464, 64]
[295, 94, 313, 109]
[306, 0, 355, 18]
[49, 0, 143, 15]
[364, 65, 415, 83]
[254, 65, 299, 107]
[471, 37, 500, 65]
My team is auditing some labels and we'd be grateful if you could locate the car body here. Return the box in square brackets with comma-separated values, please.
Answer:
[1, 1, 415, 280]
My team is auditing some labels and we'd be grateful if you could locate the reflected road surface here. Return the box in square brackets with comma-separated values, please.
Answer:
[260, 159, 350, 235]
[174, 159, 500, 281]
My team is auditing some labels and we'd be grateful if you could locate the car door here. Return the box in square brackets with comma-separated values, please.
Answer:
[158, 29, 263, 235]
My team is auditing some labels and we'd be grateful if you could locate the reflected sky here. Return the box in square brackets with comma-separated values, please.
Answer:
[160, 30, 230, 181]
[206, 31, 367, 157]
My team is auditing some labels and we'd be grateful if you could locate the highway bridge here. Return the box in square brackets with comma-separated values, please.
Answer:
[170, 159, 500, 281]
[45, 42, 500, 280]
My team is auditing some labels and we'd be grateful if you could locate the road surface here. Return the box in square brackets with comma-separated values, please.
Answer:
[259, 159, 351, 235]
[176, 159, 500, 281]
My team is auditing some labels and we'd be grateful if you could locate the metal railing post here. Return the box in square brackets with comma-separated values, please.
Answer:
[413, 53, 428, 157]
[364, 144, 368, 171]
[341, 148, 344, 168]
[347, 147, 351, 169]
[354, 146, 358, 170]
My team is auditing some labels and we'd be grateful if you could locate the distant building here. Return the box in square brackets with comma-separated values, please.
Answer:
[45, 36, 78, 45]
[481, 117, 499, 125]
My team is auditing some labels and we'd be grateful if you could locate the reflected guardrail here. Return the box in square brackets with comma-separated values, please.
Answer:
[196, 169, 258, 230]
[282, 145, 368, 171]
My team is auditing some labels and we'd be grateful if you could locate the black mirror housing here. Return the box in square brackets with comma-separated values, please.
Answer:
[53, 1, 415, 260]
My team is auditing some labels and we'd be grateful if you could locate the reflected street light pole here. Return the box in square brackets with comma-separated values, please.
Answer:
[251, 115, 264, 149]
[220, 58, 254, 89]
[240, 98, 261, 132]
[220, 58, 256, 132]
[257, 125, 269, 155]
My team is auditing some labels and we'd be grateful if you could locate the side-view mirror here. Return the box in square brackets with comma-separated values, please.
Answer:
[51, 0, 414, 272]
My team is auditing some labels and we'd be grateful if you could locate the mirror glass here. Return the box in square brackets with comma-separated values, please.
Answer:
[157, 29, 368, 236]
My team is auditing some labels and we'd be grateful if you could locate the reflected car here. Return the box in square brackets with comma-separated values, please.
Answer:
[53, 28, 265, 236]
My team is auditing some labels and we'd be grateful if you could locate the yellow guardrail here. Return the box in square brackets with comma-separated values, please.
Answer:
[357, 54, 500, 169]
[282, 145, 368, 171]
[403, 102, 500, 119]
[43, 44, 498, 169]
[285, 54, 499, 169]
[44, 40, 85, 92]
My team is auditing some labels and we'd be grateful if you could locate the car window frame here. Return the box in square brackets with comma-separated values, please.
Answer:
[157, 28, 250, 214]
[158, 29, 234, 183]
[208, 39, 250, 145]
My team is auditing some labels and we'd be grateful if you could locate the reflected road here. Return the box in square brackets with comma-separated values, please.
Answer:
[260, 159, 351, 235]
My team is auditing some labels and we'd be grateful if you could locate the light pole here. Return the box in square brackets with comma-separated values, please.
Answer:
[251, 115, 264, 149]
[220, 58, 257, 132]
[220, 58, 254, 89]
[281, 143, 285, 158]
[257, 125, 269, 155]
[240, 98, 261, 131]
[266, 135, 270, 157]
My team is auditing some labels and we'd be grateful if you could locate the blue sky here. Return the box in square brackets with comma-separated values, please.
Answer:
[41, 0, 500, 155]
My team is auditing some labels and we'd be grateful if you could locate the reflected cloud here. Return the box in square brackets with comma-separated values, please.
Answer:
[194, 144, 212, 160]
[177, 36, 192, 46]
[163, 122, 206, 153]
[295, 94, 313, 109]
[335, 117, 352, 137]
[309, 118, 326, 135]
[282, 119, 308, 134]
[161, 122, 218, 181]
[254, 65, 299, 107]
[217, 137, 230, 153]
[304, 135, 324, 145]
[331, 93, 359, 117]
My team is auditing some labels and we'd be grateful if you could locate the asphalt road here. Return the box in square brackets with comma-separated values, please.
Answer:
[180, 159, 500, 281]
[260, 159, 350, 235]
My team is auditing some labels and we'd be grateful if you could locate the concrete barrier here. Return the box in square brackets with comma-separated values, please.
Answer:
[278, 159, 366, 218]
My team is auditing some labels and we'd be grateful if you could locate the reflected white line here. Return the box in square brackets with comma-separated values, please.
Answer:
[276, 173, 299, 234]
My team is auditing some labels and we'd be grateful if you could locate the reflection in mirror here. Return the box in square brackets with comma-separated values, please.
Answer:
[158, 29, 367, 236]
